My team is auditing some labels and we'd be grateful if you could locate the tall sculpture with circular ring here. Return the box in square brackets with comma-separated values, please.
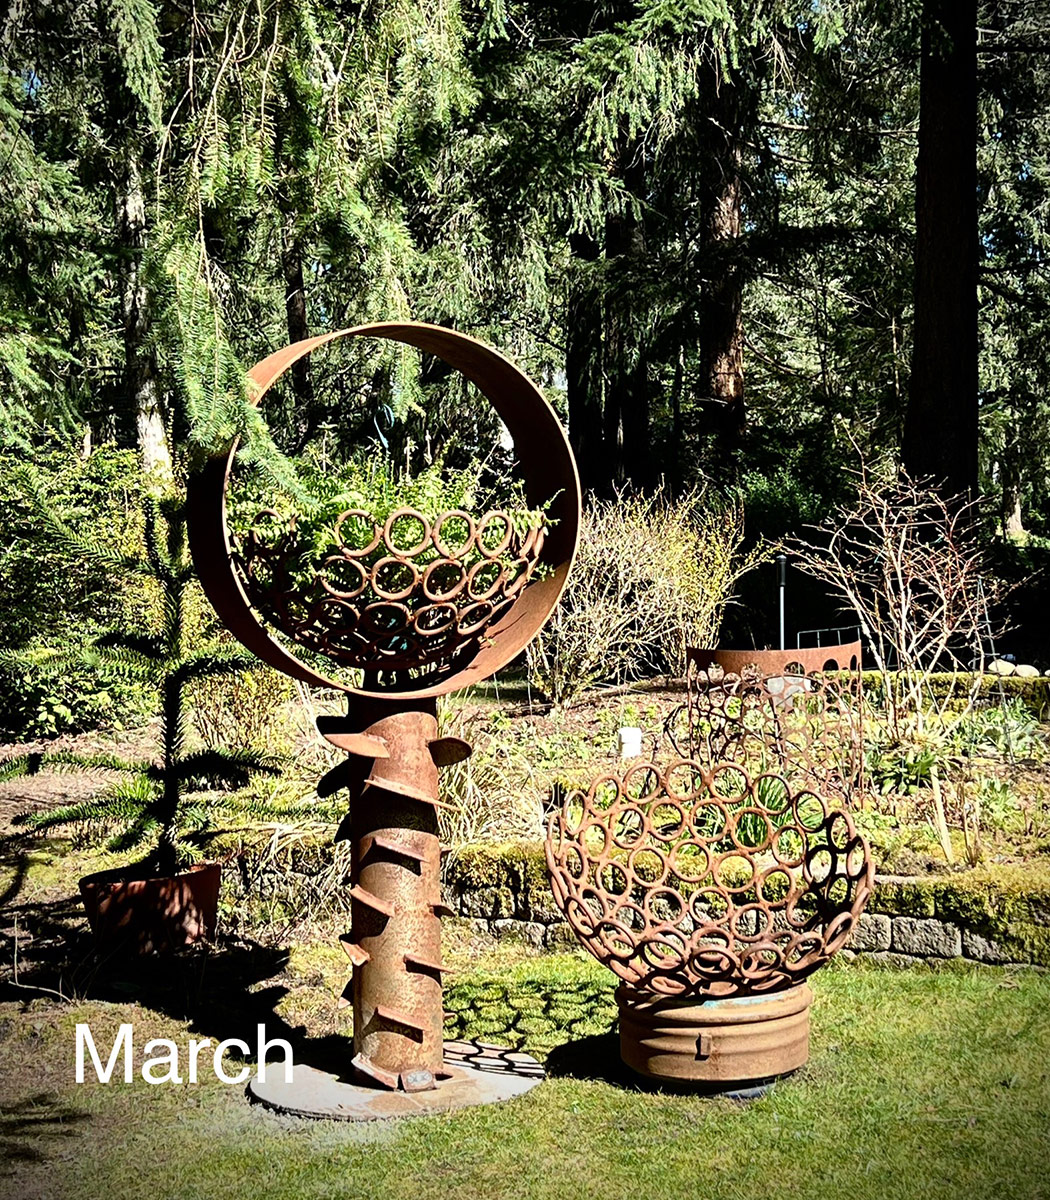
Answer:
[187, 323, 581, 1093]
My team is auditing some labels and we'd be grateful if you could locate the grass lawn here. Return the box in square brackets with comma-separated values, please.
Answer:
[2, 947, 1049, 1200]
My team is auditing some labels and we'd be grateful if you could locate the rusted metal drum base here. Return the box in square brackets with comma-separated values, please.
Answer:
[247, 1040, 543, 1121]
[617, 983, 813, 1088]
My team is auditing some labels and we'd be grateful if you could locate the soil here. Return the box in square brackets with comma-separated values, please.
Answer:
[0, 721, 160, 829]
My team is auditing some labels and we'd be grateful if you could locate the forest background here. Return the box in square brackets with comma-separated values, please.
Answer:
[1, 0, 1048, 736]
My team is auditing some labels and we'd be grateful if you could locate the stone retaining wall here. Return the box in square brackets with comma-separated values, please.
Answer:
[444, 845, 1049, 968]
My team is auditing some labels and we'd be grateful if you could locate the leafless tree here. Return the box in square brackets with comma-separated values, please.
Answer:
[786, 468, 1003, 861]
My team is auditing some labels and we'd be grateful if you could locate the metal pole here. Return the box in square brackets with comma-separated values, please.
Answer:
[776, 555, 787, 651]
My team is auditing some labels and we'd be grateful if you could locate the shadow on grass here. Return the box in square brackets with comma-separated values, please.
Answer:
[442, 974, 650, 1087]
[442, 976, 771, 1098]
[3, 835, 714, 1096]
[0, 1093, 90, 1174]
[0, 842, 360, 1081]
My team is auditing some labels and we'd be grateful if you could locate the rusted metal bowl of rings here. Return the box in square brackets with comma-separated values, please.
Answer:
[234, 505, 547, 675]
[186, 322, 581, 700]
[545, 759, 874, 1089]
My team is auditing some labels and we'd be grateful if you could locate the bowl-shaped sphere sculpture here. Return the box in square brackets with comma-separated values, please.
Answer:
[546, 759, 874, 999]
[235, 505, 546, 677]
[668, 664, 866, 809]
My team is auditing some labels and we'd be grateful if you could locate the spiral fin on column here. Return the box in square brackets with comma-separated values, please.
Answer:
[337, 981, 354, 1010]
[362, 775, 458, 810]
[321, 731, 390, 758]
[317, 753, 372, 801]
[349, 884, 395, 918]
[339, 935, 370, 967]
[352, 1053, 400, 1090]
[432, 901, 455, 917]
[428, 735, 473, 766]
[370, 833, 425, 864]
[404, 952, 454, 977]
[374, 1004, 426, 1040]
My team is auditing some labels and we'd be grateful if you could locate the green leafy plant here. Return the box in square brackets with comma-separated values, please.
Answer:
[229, 450, 553, 619]
[865, 741, 940, 796]
[0, 445, 153, 736]
[951, 698, 1041, 760]
[3, 490, 282, 875]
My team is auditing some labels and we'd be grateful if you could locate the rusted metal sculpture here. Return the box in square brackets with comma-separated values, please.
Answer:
[687, 640, 862, 677]
[668, 661, 865, 808]
[546, 760, 873, 1086]
[187, 322, 581, 1095]
[547, 643, 871, 1088]
[237, 506, 546, 679]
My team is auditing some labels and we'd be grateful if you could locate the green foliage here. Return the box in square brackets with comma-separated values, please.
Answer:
[951, 698, 1041, 760]
[865, 740, 939, 796]
[3, 491, 280, 873]
[0, 446, 154, 736]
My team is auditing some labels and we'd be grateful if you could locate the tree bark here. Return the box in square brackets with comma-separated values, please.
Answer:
[280, 212, 313, 410]
[602, 196, 651, 492]
[566, 232, 605, 495]
[700, 163, 746, 460]
[903, 0, 978, 499]
[117, 149, 172, 484]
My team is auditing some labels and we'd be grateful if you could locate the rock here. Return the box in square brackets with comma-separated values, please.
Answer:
[961, 929, 1017, 965]
[987, 659, 1016, 676]
[544, 922, 578, 950]
[460, 886, 517, 920]
[1014, 664, 1040, 678]
[491, 919, 546, 947]
[846, 912, 892, 952]
[892, 916, 962, 958]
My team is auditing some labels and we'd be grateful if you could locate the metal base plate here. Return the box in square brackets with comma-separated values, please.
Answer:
[247, 1040, 544, 1121]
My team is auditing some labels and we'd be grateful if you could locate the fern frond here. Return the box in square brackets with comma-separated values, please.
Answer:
[107, 812, 161, 853]
[13, 780, 154, 831]
[10, 466, 141, 575]
[30, 750, 151, 775]
[208, 788, 333, 822]
[0, 753, 42, 782]
[174, 650, 257, 686]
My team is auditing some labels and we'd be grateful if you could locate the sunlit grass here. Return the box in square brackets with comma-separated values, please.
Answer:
[2, 950, 1048, 1200]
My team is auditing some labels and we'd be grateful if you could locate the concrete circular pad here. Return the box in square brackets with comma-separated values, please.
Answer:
[248, 1040, 544, 1121]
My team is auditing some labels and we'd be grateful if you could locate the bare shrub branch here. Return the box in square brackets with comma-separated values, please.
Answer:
[527, 489, 762, 707]
[785, 466, 1002, 739]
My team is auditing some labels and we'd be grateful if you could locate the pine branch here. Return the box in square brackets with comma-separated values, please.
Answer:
[173, 747, 283, 789]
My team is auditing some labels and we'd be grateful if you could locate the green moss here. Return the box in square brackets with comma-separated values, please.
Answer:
[869, 877, 938, 918]
[446, 843, 1050, 967]
[446, 841, 544, 891]
[869, 864, 1050, 965]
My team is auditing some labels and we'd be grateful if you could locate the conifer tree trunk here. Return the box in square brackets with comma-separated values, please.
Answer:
[566, 233, 606, 495]
[697, 72, 752, 474]
[280, 212, 314, 410]
[701, 164, 746, 455]
[903, 0, 978, 498]
[117, 149, 172, 483]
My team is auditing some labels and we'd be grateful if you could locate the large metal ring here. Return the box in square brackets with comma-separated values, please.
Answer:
[186, 322, 581, 699]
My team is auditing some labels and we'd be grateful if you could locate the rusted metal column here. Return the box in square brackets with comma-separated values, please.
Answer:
[320, 702, 468, 1092]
